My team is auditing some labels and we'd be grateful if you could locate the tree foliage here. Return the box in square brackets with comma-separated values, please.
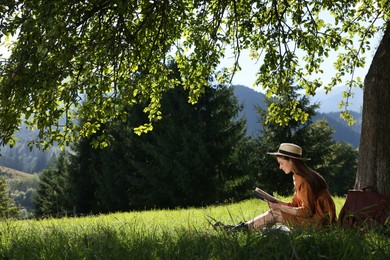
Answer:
[2, 1, 390, 196]
[0, 1, 387, 148]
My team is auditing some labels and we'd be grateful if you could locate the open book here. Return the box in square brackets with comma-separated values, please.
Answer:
[253, 187, 279, 203]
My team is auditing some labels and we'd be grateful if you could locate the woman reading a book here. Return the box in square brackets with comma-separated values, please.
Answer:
[214, 143, 336, 231]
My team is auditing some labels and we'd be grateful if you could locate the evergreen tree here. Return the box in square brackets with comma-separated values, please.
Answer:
[0, 176, 19, 219]
[34, 152, 71, 216]
[321, 142, 358, 195]
[66, 137, 102, 214]
[63, 84, 249, 212]
[60, 60, 249, 212]
[67, 129, 137, 214]
[128, 84, 248, 209]
[64, 103, 146, 214]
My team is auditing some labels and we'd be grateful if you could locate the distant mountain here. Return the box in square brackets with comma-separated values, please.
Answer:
[233, 85, 362, 147]
[233, 85, 266, 136]
[314, 112, 361, 148]
[312, 86, 363, 113]
[0, 126, 59, 174]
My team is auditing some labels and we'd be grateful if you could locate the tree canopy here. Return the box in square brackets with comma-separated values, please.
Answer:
[0, 0, 388, 148]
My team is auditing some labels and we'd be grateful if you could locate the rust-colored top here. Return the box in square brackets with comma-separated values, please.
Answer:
[282, 173, 337, 227]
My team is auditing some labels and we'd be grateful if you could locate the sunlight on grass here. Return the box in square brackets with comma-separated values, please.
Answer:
[1, 197, 388, 259]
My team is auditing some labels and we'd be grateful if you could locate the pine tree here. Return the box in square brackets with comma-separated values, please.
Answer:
[0, 176, 19, 219]
[34, 152, 71, 216]
[62, 85, 249, 211]
[62, 61, 249, 212]
[65, 114, 139, 214]
[129, 84, 248, 209]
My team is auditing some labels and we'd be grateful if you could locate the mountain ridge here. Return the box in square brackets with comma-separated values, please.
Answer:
[233, 85, 361, 147]
[0, 165, 32, 179]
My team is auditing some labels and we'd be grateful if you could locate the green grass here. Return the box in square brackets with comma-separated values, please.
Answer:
[0, 197, 389, 259]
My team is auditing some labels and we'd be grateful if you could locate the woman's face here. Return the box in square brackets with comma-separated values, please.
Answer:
[277, 157, 293, 174]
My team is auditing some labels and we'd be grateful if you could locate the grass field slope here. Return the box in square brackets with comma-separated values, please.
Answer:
[0, 197, 388, 259]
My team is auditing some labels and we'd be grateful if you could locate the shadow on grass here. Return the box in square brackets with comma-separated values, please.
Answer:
[1, 222, 389, 259]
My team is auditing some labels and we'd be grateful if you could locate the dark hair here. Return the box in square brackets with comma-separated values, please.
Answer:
[290, 158, 328, 197]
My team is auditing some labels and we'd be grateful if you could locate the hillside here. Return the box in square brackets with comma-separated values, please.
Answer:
[0, 165, 32, 179]
[0, 129, 59, 174]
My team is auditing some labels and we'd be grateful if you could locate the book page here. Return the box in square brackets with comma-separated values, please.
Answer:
[253, 187, 278, 203]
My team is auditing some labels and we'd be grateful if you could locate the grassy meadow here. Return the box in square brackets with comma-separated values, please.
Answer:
[0, 196, 389, 259]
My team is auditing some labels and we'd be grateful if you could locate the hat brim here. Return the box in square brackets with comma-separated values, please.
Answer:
[267, 152, 311, 161]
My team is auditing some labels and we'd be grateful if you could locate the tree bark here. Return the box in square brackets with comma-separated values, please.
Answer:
[356, 21, 390, 196]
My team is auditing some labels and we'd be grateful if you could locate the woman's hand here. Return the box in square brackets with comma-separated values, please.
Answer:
[267, 201, 282, 210]
[267, 201, 300, 216]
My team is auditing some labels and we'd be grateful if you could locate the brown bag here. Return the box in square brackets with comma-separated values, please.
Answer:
[338, 188, 390, 228]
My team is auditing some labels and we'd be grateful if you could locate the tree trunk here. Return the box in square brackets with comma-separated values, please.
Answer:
[356, 21, 390, 196]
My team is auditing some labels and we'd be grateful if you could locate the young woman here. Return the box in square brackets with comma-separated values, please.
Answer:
[215, 143, 336, 231]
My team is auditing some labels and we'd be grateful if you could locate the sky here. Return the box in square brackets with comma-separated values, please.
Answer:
[217, 30, 383, 112]
[221, 42, 378, 93]
[219, 10, 385, 100]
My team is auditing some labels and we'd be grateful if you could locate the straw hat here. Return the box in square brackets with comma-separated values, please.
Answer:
[267, 143, 310, 160]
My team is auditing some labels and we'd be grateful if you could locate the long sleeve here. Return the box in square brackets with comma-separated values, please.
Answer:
[281, 173, 336, 227]
[293, 175, 315, 217]
[282, 174, 314, 218]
